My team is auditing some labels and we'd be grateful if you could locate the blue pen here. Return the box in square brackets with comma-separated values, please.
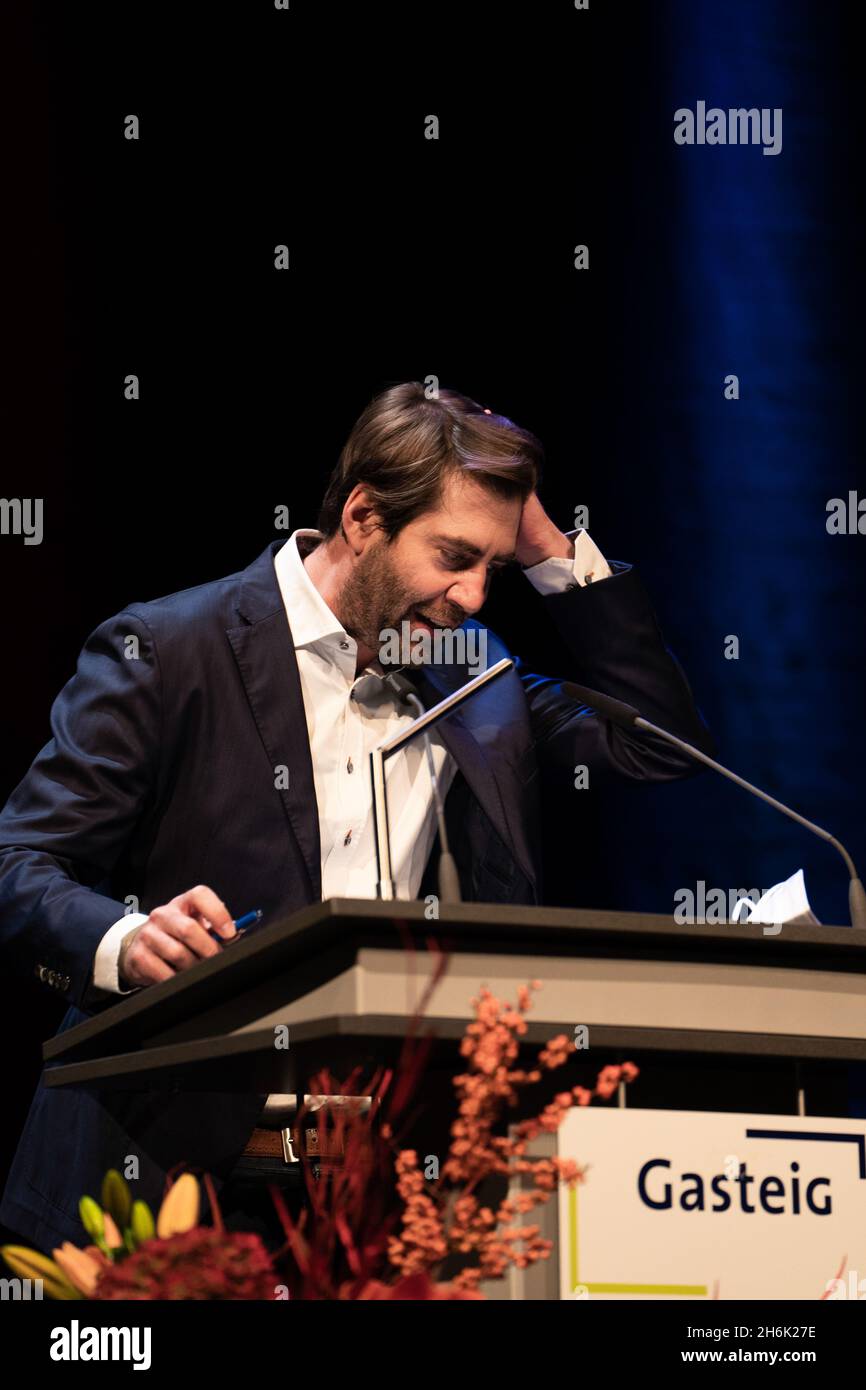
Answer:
[233, 909, 263, 933]
[211, 907, 263, 945]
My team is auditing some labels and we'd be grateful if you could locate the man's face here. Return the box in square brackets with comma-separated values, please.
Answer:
[335, 473, 522, 656]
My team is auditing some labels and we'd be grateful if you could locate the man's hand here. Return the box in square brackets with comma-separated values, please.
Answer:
[118, 884, 238, 989]
[515, 492, 575, 568]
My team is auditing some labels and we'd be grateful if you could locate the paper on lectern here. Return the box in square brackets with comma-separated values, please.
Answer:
[729, 868, 820, 927]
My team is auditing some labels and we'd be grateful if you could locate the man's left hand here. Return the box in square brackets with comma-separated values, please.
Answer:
[515, 492, 575, 568]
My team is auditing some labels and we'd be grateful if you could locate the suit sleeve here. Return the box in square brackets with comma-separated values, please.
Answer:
[517, 561, 714, 784]
[0, 609, 162, 1009]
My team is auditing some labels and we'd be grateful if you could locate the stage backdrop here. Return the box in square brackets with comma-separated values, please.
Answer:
[2, 0, 865, 1232]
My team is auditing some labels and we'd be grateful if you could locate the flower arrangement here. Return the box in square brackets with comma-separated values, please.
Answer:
[1, 1169, 277, 1301]
[2, 978, 638, 1299]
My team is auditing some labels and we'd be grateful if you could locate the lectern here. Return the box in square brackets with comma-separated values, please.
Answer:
[42, 899, 866, 1297]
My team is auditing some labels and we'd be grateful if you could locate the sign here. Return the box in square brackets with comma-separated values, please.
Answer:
[557, 1108, 866, 1300]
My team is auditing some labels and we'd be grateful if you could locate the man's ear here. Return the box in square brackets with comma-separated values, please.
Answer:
[341, 485, 381, 552]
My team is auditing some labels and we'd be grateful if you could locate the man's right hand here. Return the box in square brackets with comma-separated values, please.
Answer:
[118, 885, 238, 989]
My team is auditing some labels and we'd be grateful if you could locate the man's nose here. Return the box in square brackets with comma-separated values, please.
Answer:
[446, 569, 487, 616]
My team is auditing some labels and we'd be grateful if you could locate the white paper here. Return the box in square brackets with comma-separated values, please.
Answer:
[729, 868, 820, 927]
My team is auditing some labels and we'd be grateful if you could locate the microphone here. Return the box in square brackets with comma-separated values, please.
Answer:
[561, 679, 866, 930]
[370, 658, 513, 901]
[380, 671, 462, 903]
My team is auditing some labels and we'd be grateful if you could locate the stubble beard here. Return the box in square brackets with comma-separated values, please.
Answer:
[334, 540, 417, 655]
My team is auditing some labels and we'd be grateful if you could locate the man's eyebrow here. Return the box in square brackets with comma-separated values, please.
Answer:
[430, 533, 516, 565]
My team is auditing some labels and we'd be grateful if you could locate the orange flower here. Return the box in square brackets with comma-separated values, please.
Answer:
[384, 981, 638, 1290]
[52, 1242, 104, 1297]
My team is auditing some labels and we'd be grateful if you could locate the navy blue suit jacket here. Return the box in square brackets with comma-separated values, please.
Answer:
[0, 539, 711, 1250]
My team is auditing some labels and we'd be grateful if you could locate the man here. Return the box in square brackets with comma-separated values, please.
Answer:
[0, 382, 711, 1252]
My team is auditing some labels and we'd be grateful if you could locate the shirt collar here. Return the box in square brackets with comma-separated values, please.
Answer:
[274, 530, 389, 694]
[274, 528, 349, 649]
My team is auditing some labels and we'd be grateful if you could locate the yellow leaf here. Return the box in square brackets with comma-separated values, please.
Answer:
[2, 1244, 80, 1299]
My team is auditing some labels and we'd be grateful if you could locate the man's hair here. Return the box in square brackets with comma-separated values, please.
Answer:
[317, 381, 543, 541]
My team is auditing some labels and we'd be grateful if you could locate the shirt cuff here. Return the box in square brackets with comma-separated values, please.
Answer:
[522, 529, 613, 596]
[93, 912, 149, 994]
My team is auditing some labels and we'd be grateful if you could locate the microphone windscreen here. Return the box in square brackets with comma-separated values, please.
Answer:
[562, 680, 641, 729]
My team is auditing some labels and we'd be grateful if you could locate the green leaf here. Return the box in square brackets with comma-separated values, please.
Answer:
[130, 1200, 155, 1243]
[101, 1168, 132, 1228]
[79, 1195, 104, 1242]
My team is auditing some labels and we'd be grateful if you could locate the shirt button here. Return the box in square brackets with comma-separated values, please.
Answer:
[343, 829, 352, 846]
[347, 757, 354, 774]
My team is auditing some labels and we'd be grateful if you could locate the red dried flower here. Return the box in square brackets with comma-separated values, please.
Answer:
[94, 1228, 277, 1301]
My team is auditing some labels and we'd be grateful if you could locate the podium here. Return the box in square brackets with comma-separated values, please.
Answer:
[41, 899, 866, 1298]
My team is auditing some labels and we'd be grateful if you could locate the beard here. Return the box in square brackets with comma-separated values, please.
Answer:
[333, 539, 464, 659]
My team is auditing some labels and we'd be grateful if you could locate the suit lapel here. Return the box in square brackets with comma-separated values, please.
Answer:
[225, 541, 322, 899]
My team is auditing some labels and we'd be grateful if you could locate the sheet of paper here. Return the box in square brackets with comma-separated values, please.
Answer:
[729, 868, 820, 926]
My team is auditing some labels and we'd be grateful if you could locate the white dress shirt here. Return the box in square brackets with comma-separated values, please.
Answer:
[92, 527, 612, 994]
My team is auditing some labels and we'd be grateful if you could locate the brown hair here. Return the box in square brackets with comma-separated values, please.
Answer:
[317, 381, 542, 540]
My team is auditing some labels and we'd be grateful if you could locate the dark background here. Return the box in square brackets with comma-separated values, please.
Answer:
[3, 0, 865, 1227]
